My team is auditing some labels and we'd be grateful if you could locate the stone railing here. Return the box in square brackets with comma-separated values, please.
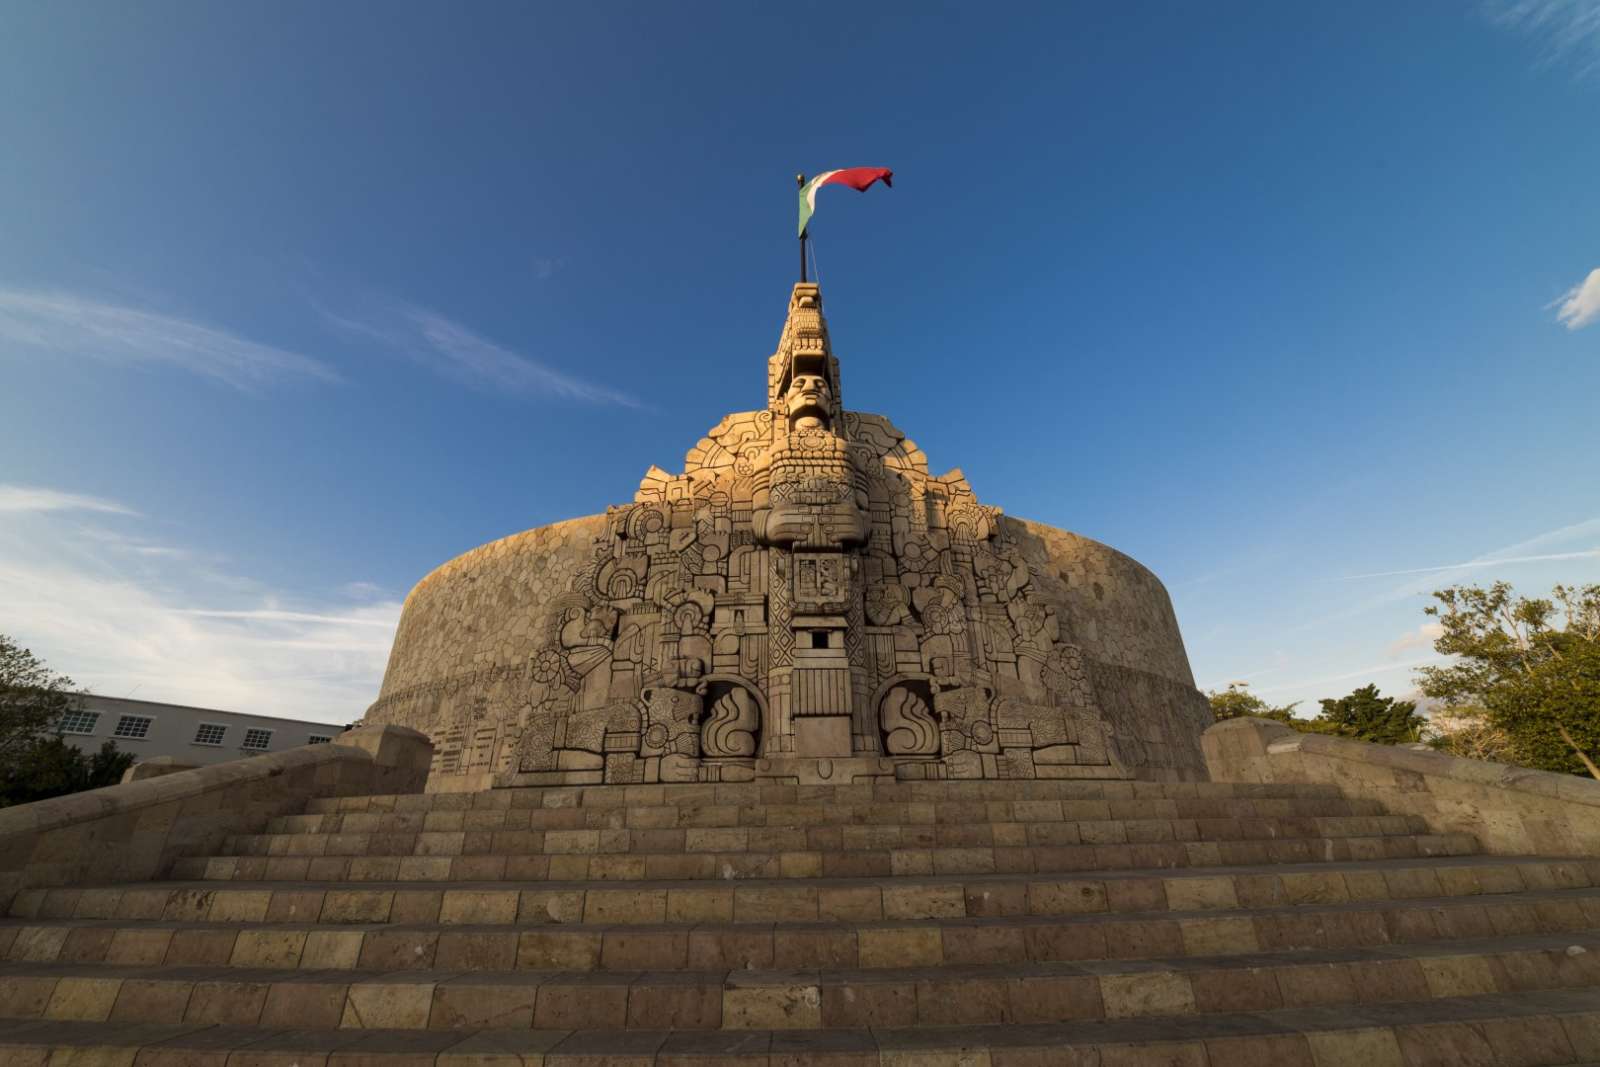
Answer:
[120, 756, 200, 783]
[1203, 716, 1600, 857]
[0, 723, 431, 910]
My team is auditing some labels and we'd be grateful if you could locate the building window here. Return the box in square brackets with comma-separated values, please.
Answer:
[57, 710, 100, 735]
[307, 734, 333, 745]
[193, 723, 228, 746]
[113, 715, 154, 740]
[241, 728, 273, 751]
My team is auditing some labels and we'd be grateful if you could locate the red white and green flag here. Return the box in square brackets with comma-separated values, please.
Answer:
[798, 167, 893, 236]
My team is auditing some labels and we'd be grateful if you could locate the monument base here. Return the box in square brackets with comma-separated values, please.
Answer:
[492, 753, 901, 789]
[750, 754, 898, 786]
[792, 716, 852, 758]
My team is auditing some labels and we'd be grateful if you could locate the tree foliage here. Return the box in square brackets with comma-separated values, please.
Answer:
[1206, 686, 1329, 732]
[1416, 582, 1600, 779]
[1209, 682, 1429, 743]
[1425, 702, 1518, 765]
[0, 634, 133, 807]
[0, 633, 79, 764]
[1207, 685, 1299, 722]
[0, 738, 133, 808]
[1316, 684, 1425, 745]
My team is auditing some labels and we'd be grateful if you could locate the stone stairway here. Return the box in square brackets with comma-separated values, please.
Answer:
[1, 779, 1598, 1065]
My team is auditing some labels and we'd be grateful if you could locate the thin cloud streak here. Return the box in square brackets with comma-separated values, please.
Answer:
[0, 288, 338, 389]
[0, 485, 397, 722]
[1235, 515, 1600, 707]
[1300, 517, 1600, 624]
[1255, 657, 1444, 697]
[1335, 547, 1600, 580]
[0, 485, 139, 516]
[1489, 0, 1600, 76]
[1552, 268, 1600, 329]
[175, 608, 399, 628]
[327, 303, 640, 408]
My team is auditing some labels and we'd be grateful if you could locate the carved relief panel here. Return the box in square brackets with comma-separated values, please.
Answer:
[493, 283, 1126, 786]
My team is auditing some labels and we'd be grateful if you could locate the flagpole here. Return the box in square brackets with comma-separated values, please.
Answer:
[797, 173, 808, 283]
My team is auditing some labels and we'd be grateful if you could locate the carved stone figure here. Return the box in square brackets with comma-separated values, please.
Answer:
[364, 281, 1215, 787]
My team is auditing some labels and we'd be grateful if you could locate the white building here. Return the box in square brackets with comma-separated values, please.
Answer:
[56, 695, 348, 768]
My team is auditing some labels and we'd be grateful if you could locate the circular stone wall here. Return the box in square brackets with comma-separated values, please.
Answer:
[365, 510, 1211, 790]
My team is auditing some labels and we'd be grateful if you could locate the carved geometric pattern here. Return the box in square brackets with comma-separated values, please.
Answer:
[881, 682, 938, 755]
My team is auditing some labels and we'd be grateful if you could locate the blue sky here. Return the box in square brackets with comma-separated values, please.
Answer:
[2, 1, 1597, 723]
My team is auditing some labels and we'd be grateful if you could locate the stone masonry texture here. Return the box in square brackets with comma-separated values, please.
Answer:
[1, 766, 1599, 1064]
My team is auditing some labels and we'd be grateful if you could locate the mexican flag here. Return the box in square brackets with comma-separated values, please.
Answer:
[798, 167, 893, 236]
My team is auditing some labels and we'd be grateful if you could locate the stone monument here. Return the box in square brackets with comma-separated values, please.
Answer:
[364, 283, 1212, 788]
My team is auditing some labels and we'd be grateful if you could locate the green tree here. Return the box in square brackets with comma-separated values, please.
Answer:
[1206, 684, 1332, 731]
[1315, 684, 1425, 745]
[0, 633, 80, 763]
[1416, 582, 1600, 779]
[0, 738, 133, 807]
[0, 634, 134, 807]
[1208, 684, 1299, 721]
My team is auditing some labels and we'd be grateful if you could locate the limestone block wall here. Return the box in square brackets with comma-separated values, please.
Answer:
[365, 516, 607, 790]
[1009, 519, 1196, 684]
[1005, 518, 1211, 777]
[1204, 716, 1600, 857]
[366, 511, 1212, 788]
[0, 724, 432, 910]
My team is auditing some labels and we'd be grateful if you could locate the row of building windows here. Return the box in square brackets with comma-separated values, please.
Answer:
[53, 711, 333, 749]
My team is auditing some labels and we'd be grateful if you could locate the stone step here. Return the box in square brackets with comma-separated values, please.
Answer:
[0, 987, 1595, 1064]
[272, 794, 1393, 834]
[170, 831, 1482, 883]
[222, 814, 1432, 860]
[300, 779, 1353, 816]
[1, 933, 1596, 1033]
[17, 856, 1587, 928]
[7, 885, 1600, 978]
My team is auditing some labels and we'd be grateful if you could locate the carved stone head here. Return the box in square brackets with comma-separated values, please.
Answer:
[785, 373, 832, 430]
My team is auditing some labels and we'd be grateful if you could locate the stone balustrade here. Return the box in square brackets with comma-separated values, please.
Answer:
[1203, 715, 1600, 857]
[0, 723, 431, 909]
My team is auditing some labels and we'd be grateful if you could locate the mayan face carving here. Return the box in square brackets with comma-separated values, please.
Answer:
[784, 373, 832, 430]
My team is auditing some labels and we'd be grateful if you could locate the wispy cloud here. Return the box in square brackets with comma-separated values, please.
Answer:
[1552, 268, 1600, 330]
[1194, 514, 1600, 714]
[0, 288, 337, 389]
[0, 485, 139, 516]
[174, 608, 398, 628]
[1256, 657, 1444, 696]
[1285, 517, 1600, 642]
[0, 485, 397, 722]
[327, 303, 639, 408]
[1335, 547, 1600, 580]
[1387, 621, 1445, 657]
[1488, 0, 1600, 76]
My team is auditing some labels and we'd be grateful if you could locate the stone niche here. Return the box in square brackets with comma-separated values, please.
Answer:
[364, 283, 1214, 789]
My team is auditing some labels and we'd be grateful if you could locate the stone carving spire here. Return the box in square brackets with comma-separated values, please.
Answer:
[767, 283, 841, 424]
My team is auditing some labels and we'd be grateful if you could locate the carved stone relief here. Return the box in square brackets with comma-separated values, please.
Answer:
[473, 283, 1131, 786]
